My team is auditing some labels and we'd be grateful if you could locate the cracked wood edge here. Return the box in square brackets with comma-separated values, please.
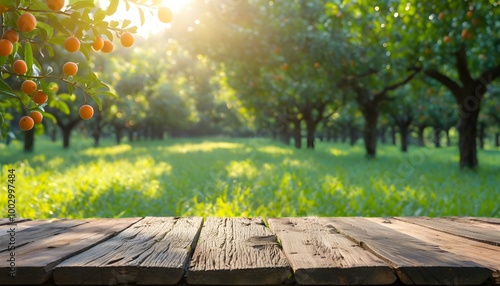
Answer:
[395, 217, 500, 246]
[366, 217, 500, 284]
[268, 217, 397, 285]
[327, 217, 491, 285]
[53, 217, 203, 285]
[1, 218, 141, 285]
[187, 217, 291, 285]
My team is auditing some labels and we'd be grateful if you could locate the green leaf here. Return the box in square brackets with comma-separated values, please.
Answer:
[54, 100, 70, 115]
[80, 43, 90, 61]
[90, 94, 103, 110]
[67, 83, 75, 95]
[122, 19, 132, 28]
[70, 0, 95, 11]
[0, 56, 7, 67]
[98, 91, 118, 98]
[138, 7, 145, 26]
[94, 8, 107, 23]
[37, 22, 54, 42]
[107, 0, 119, 16]
[24, 42, 34, 75]
[42, 111, 57, 123]
[0, 79, 15, 93]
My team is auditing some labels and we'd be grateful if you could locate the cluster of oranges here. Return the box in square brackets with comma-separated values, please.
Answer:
[1, 1, 174, 131]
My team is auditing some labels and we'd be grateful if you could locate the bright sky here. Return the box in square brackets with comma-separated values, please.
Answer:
[98, 0, 191, 35]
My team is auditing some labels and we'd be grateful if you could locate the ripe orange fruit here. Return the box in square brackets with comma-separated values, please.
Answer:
[46, 0, 65, 11]
[466, 10, 473, 18]
[281, 63, 289, 71]
[13, 59, 28, 74]
[64, 36, 80, 52]
[438, 12, 445, 20]
[17, 13, 37, 33]
[92, 36, 104, 51]
[2, 30, 19, 44]
[63, 62, 78, 76]
[79, 104, 94, 120]
[19, 116, 34, 131]
[101, 39, 114, 53]
[21, 80, 37, 94]
[30, 111, 43, 124]
[120, 32, 134, 47]
[0, 39, 13, 56]
[314, 62, 321, 69]
[158, 7, 173, 23]
[33, 90, 48, 105]
[443, 35, 452, 43]
[461, 29, 471, 39]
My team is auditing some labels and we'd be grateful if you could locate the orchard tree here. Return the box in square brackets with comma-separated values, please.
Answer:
[386, 0, 500, 168]
[0, 0, 174, 142]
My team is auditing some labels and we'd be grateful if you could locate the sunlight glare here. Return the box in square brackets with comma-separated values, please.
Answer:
[98, 0, 191, 36]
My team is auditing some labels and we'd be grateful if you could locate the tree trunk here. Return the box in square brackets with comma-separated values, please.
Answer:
[62, 127, 71, 149]
[445, 128, 451, 146]
[292, 120, 301, 149]
[340, 126, 347, 143]
[127, 128, 134, 143]
[348, 123, 357, 146]
[278, 123, 290, 145]
[495, 132, 499, 147]
[92, 127, 102, 147]
[362, 109, 378, 158]
[458, 108, 480, 168]
[478, 122, 485, 150]
[391, 125, 396, 145]
[114, 125, 123, 144]
[434, 127, 441, 148]
[306, 120, 315, 149]
[23, 128, 34, 152]
[379, 125, 387, 144]
[399, 124, 409, 152]
[50, 126, 56, 142]
[417, 125, 426, 147]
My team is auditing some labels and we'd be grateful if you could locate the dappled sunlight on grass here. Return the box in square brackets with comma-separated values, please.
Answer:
[226, 160, 257, 180]
[1, 137, 499, 218]
[328, 148, 347, 156]
[160, 141, 244, 154]
[257, 145, 294, 156]
[82, 144, 132, 157]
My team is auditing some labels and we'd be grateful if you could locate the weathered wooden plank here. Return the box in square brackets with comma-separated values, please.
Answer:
[465, 217, 500, 225]
[0, 218, 140, 285]
[396, 217, 500, 246]
[268, 217, 397, 285]
[54, 217, 203, 285]
[326, 217, 491, 285]
[442, 217, 500, 232]
[0, 218, 31, 226]
[187, 217, 291, 285]
[366, 217, 500, 284]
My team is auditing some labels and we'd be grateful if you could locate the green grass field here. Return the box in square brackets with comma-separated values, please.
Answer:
[1, 136, 499, 219]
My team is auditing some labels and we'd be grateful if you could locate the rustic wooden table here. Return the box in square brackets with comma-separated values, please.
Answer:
[1, 216, 499, 285]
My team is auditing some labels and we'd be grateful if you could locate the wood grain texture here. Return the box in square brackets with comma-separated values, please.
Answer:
[268, 217, 396, 285]
[366, 217, 500, 284]
[54, 217, 202, 285]
[0, 218, 139, 285]
[326, 217, 491, 285]
[0, 218, 31, 226]
[465, 217, 500, 225]
[187, 217, 291, 285]
[396, 217, 500, 246]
